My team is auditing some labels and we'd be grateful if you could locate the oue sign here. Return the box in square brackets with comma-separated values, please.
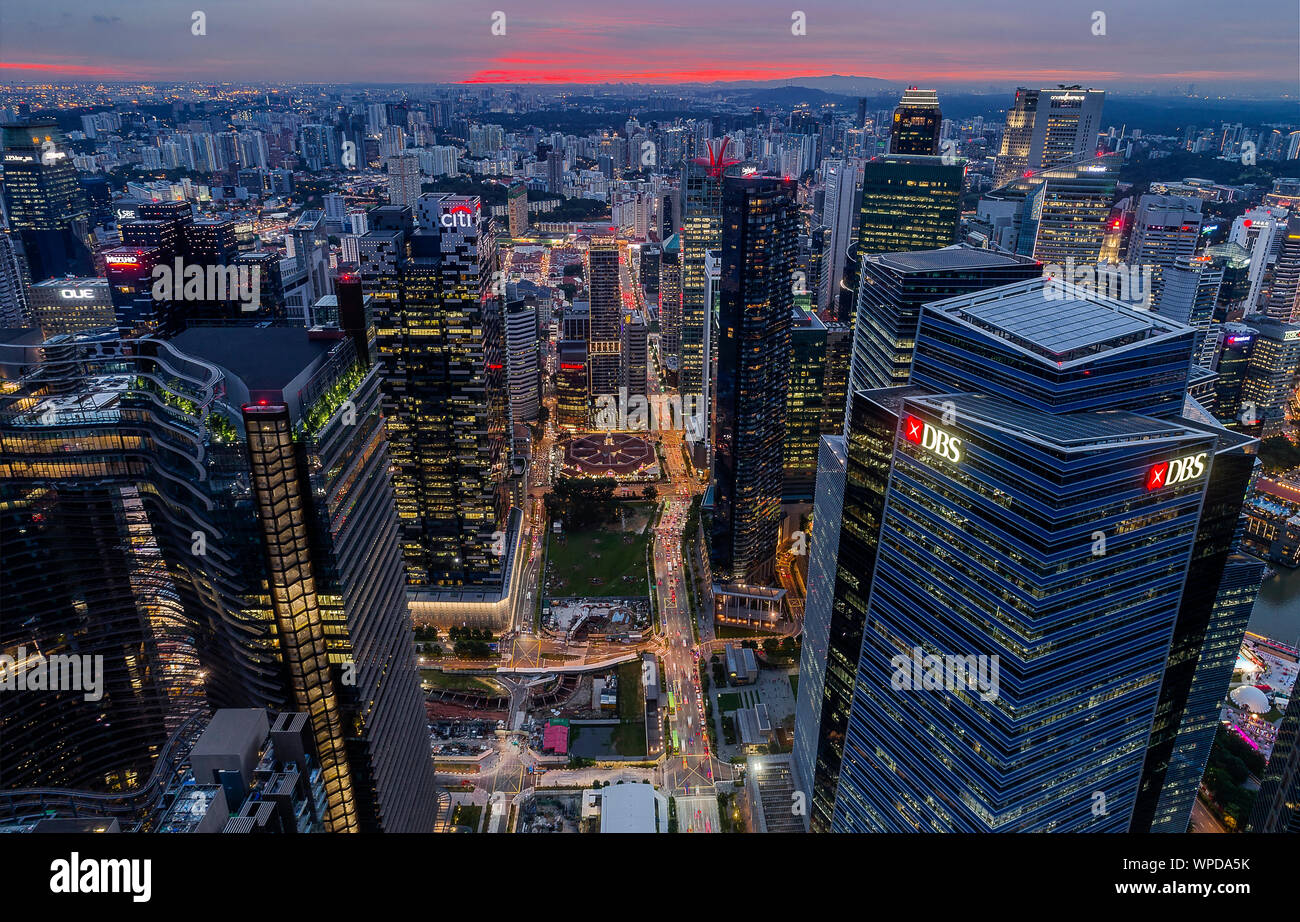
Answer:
[1147, 452, 1207, 491]
[902, 414, 963, 464]
[60, 288, 96, 299]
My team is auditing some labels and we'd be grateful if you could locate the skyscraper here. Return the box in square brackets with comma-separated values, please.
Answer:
[994, 87, 1105, 186]
[799, 277, 1257, 832]
[1127, 195, 1204, 295]
[1239, 313, 1300, 436]
[978, 154, 1120, 265]
[817, 159, 861, 314]
[791, 434, 848, 827]
[784, 306, 828, 499]
[556, 338, 589, 430]
[851, 244, 1042, 396]
[854, 155, 962, 265]
[1247, 693, 1300, 832]
[711, 174, 796, 585]
[1265, 215, 1300, 322]
[889, 88, 942, 155]
[508, 182, 529, 238]
[681, 138, 743, 417]
[364, 196, 509, 588]
[1, 121, 93, 283]
[1154, 254, 1223, 365]
[622, 307, 649, 398]
[505, 297, 540, 426]
[658, 233, 682, 378]
[586, 234, 623, 414]
[387, 152, 423, 208]
[1, 325, 437, 831]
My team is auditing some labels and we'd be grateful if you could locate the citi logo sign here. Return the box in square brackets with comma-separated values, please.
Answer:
[902, 414, 962, 463]
[1146, 452, 1207, 491]
[440, 203, 481, 228]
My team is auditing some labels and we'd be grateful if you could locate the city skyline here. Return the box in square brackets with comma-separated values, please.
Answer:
[0, 1, 1295, 93]
[0, 0, 1297, 879]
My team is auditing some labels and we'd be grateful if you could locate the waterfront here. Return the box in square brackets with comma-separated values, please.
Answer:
[1249, 563, 1300, 648]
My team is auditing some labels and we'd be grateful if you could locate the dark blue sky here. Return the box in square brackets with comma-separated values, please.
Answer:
[0, 0, 1294, 93]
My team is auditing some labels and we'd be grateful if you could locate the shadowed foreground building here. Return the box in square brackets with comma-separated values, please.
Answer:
[0, 323, 437, 832]
[711, 173, 797, 585]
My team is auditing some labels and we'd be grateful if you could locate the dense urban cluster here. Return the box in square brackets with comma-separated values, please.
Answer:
[1, 70, 1299, 840]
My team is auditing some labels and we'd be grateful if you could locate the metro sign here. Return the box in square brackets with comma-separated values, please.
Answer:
[902, 414, 962, 463]
[1146, 452, 1206, 491]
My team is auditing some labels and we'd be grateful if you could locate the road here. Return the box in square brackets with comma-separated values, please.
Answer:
[645, 351, 718, 804]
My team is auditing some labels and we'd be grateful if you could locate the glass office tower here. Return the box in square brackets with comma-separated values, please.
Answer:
[852, 244, 1041, 398]
[854, 155, 963, 261]
[681, 140, 744, 419]
[796, 278, 1258, 832]
[586, 234, 623, 410]
[0, 326, 438, 832]
[363, 196, 510, 588]
[889, 89, 942, 156]
[711, 174, 797, 585]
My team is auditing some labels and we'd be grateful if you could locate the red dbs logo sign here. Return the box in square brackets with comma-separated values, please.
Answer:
[902, 414, 962, 463]
[1147, 452, 1206, 491]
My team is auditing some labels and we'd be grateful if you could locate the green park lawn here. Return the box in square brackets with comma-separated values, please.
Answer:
[546, 513, 652, 599]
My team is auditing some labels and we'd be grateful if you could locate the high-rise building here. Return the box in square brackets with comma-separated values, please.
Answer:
[851, 244, 1041, 397]
[0, 325, 437, 831]
[1154, 254, 1222, 365]
[622, 308, 648, 398]
[817, 159, 861, 314]
[546, 147, 565, 195]
[1230, 206, 1289, 311]
[711, 174, 796, 585]
[26, 277, 114, 337]
[362, 196, 509, 588]
[994, 87, 1105, 186]
[386, 153, 423, 208]
[791, 434, 848, 824]
[299, 124, 340, 171]
[0, 231, 30, 328]
[1265, 215, 1300, 322]
[1212, 323, 1257, 427]
[784, 305, 827, 499]
[1239, 313, 1300, 436]
[978, 154, 1120, 265]
[820, 321, 852, 435]
[1247, 693, 1300, 832]
[854, 155, 962, 265]
[681, 139, 743, 417]
[1127, 195, 1204, 295]
[586, 234, 622, 414]
[1, 121, 93, 282]
[323, 193, 349, 233]
[556, 338, 589, 430]
[889, 88, 942, 155]
[659, 233, 682, 376]
[507, 183, 529, 238]
[505, 297, 540, 426]
[799, 277, 1257, 832]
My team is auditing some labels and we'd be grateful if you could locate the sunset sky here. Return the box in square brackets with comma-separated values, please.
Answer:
[0, 0, 1293, 93]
